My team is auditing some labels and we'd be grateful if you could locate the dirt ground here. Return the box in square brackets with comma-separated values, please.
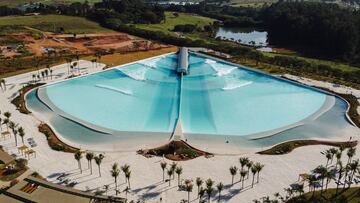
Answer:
[0, 28, 170, 58]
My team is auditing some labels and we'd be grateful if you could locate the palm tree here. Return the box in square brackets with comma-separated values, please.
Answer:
[239, 157, 249, 172]
[246, 161, 253, 179]
[335, 151, 342, 169]
[175, 166, 183, 186]
[94, 154, 104, 177]
[18, 127, 25, 145]
[216, 182, 223, 202]
[251, 166, 257, 188]
[324, 149, 332, 167]
[205, 179, 214, 203]
[329, 148, 338, 164]
[167, 170, 173, 186]
[306, 174, 318, 196]
[229, 166, 237, 185]
[336, 161, 344, 195]
[348, 159, 359, 187]
[196, 177, 203, 198]
[121, 164, 130, 183]
[4, 111, 11, 119]
[347, 147, 356, 164]
[313, 165, 327, 193]
[2, 118, 9, 131]
[240, 169, 247, 188]
[85, 152, 94, 174]
[160, 161, 167, 181]
[170, 162, 177, 179]
[9, 121, 18, 146]
[254, 162, 264, 183]
[111, 163, 120, 192]
[199, 187, 205, 203]
[125, 170, 131, 188]
[185, 182, 193, 203]
[74, 151, 83, 173]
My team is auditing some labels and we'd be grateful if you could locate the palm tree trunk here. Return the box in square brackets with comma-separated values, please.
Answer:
[252, 175, 255, 188]
[162, 170, 165, 181]
[98, 165, 101, 177]
[188, 192, 190, 203]
[218, 192, 221, 202]
[78, 161, 82, 173]
[257, 173, 260, 183]
[231, 176, 234, 185]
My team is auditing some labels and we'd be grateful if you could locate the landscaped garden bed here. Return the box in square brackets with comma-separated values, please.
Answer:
[137, 140, 213, 161]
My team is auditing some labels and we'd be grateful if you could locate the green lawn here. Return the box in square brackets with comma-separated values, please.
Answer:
[0, 15, 112, 34]
[292, 187, 360, 203]
[263, 52, 360, 72]
[133, 12, 215, 37]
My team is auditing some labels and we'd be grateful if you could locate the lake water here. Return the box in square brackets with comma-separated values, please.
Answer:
[215, 27, 268, 47]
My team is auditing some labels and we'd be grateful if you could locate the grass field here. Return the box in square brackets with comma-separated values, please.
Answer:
[262, 52, 360, 72]
[133, 12, 215, 37]
[0, 0, 101, 7]
[0, 15, 112, 34]
[293, 187, 360, 203]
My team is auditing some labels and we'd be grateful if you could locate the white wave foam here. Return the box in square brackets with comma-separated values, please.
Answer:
[95, 84, 133, 95]
[205, 60, 237, 76]
[139, 57, 162, 69]
[205, 59, 217, 64]
[222, 78, 252, 90]
[119, 66, 147, 81]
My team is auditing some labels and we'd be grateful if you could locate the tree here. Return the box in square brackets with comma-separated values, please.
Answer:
[160, 161, 167, 181]
[329, 148, 338, 164]
[246, 161, 253, 179]
[3, 118, 9, 131]
[167, 169, 173, 186]
[121, 164, 130, 183]
[240, 169, 247, 188]
[185, 181, 193, 203]
[216, 182, 223, 202]
[229, 166, 237, 185]
[336, 161, 344, 195]
[251, 166, 257, 188]
[170, 162, 177, 179]
[239, 157, 249, 171]
[313, 165, 327, 193]
[18, 127, 25, 145]
[4, 111, 11, 119]
[85, 152, 94, 174]
[175, 166, 183, 186]
[125, 170, 131, 188]
[111, 163, 120, 193]
[94, 154, 104, 177]
[205, 178, 214, 203]
[199, 187, 205, 203]
[74, 151, 83, 173]
[346, 147, 356, 164]
[9, 121, 18, 146]
[324, 149, 332, 167]
[196, 177, 203, 198]
[254, 162, 264, 183]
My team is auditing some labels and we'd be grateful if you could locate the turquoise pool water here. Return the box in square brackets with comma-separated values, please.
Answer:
[31, 53, 327, 137]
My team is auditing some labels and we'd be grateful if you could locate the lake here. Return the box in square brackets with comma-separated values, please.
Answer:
[215, 27, 268, 47]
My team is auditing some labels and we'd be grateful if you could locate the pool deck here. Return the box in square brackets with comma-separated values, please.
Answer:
[0, 57, 359, 203]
